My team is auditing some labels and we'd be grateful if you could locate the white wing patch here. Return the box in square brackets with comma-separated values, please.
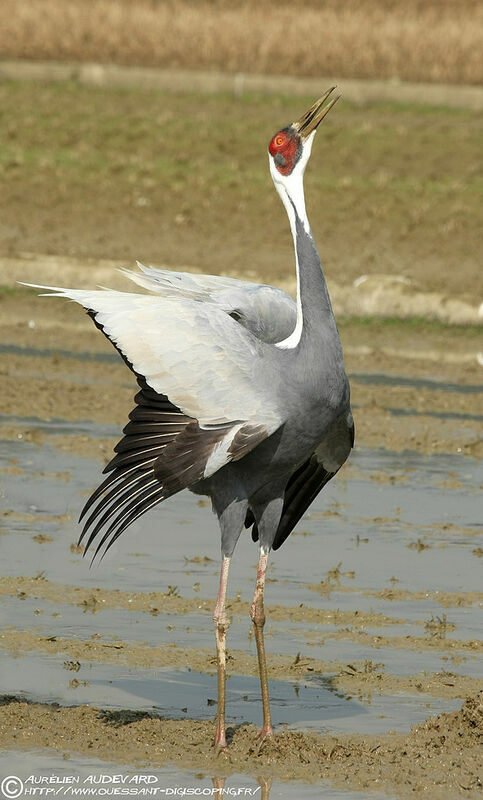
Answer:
[203, 425, 245, 477]
[23, 282, 282, 434]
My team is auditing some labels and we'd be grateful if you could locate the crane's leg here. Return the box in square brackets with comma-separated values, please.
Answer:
[213, 554, 231, 749]
[208, 484, 248, 749]
[250, 547, 274, 740]
[249, 490, 284, 741]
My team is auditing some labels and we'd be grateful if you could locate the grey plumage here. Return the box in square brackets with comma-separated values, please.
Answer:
[24, 88, 353, 746]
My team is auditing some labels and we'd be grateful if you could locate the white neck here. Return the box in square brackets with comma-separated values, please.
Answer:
[270, 132, 314, 349]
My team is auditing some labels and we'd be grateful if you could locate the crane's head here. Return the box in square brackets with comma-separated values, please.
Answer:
[268, 87, 340, 189]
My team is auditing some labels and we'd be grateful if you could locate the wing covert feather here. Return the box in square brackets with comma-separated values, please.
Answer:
[122, 264, 297, 344]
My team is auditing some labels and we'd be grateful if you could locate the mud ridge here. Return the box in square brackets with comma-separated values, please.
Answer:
[0, 575, 408, 628]
[1, 628, 481, 701]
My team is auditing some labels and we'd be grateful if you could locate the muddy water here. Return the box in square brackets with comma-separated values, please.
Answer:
[0, 752, 387, 800]
[1, 421, 482, 797]
[0, 316, 482, 798]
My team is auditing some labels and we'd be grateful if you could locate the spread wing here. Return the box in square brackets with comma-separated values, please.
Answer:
[29, 283, 281, 429]
[25, 277, 286, 558]
[122, 262, 297, 344]
[78, 369, 268, 561]
[249, 412, 355, 550]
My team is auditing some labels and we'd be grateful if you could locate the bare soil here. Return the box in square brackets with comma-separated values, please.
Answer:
[0, 83, 482, 300]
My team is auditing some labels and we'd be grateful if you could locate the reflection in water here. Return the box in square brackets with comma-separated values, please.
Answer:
[212, 774, 272, 799]
[256, 776, 273, 799]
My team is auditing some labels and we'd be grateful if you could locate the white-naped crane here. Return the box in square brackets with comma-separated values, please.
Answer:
[26, 88, 354, 749]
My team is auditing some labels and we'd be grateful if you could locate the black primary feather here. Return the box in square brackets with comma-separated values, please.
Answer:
[79, 310, 195, 559]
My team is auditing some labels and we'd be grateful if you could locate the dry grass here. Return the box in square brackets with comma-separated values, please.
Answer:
[0, 0, 482, 85]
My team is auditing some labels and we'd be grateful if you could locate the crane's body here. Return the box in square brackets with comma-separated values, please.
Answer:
[26, 88, 354, 748]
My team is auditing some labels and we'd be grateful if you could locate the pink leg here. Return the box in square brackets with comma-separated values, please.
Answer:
[213, 555, 231, 749]
[250, 550, 274, 740]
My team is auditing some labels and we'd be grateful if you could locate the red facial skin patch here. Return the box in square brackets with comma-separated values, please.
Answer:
[268, 128, 301, 176]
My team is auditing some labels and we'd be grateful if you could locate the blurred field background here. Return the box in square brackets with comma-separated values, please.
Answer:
[1, 0, 482, 85]
[1, 82, 481, 298]
[0, 0, 482, 301]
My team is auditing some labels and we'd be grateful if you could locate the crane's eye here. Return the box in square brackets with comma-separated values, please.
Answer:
[268, 132, 289, 156]
[268, 127, 301, 174]
[269, 133, 287, 153]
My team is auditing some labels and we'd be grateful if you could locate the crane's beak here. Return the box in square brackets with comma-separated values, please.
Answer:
[293, 87, 340, 141]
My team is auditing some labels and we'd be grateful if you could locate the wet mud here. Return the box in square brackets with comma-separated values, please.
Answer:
[0, 291, 482, 798]
[0, 694, 481, 799]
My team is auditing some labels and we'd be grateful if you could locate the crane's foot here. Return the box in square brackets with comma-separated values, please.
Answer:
[252, 724, 275, 755]
[213, 723, 228, 751]
[255, 723, 274, 743]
